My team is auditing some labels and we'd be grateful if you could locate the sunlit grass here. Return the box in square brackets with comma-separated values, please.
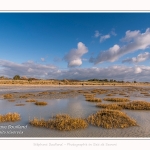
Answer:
[35, 101, 48, 106]
[118, 100, 150, 110]
[103, 97, 130, 102]
[0, 112, 21, 122]
[87, 109, 137, 129]
[96, 103, 122, 110]
[3, 94, 13, 99]
[29, 114, 88, 131]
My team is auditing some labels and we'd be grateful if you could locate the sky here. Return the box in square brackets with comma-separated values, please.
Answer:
[0, 13, 150, 81]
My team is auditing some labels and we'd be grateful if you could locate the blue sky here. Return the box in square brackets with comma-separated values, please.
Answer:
[0, 13, 150, 81]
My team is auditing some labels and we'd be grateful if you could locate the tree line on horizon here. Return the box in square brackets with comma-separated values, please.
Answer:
[1, 75, 149, 83]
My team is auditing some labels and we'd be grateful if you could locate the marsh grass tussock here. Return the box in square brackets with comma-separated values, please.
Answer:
[35, 101, 48, 106]
[103, 97, 130, 102]
[96, 103, 122, 110]
[3, 94, 13, 99]
[26, 99, 37, 102]
[87, 109, 137, 129]
[118, 101, 150, 110]
[84, 94, 101, 102]
[0, 112, 21, 122]
[15, 103, 25, 106]
[29, 114, 88, 131]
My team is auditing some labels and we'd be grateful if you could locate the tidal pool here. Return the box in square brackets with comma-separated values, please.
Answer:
[0, 85, 150, 137]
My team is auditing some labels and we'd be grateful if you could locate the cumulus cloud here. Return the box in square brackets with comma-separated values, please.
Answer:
[91, 28, 150, 64]
[0, 59, 59, 79]
[122, 52, 150, 63]
[64, 42, 88, 67]
[1, 59, 150, 82]
[90, 44, 120, 63]
[100, 34, 110, 43]
[135, 67, 142, 74]
[94, 30, 100, 38]
[59, 65, 150, 82]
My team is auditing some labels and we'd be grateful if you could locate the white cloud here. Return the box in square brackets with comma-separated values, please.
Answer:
[0, 59, 59, 79]
[135, 67, 142, 74]
[91, 28, 150, 64]
[90, 44, 120, 63]
[100, 34, 110, 43]
[1, 59, 150, 82]
[94, 30, 100, 38]
[59, 65, 150, 82]
[121, 30, 140, 42]
[64, 42, 88, 67]
[111, 28, 117, 36]
[122, 52, 150, 63]
[41, 58, 45, 61]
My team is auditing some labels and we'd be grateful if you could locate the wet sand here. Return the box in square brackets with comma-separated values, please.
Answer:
[0, 85, 150, 137]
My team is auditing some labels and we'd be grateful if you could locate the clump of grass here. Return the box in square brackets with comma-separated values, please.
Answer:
[3, 94, 13, 99]
[144, 94, 150, 96]
[86, 97, 102, 102]
[29, 114, 88, 131]
[118, 101, 150, 110]
[15, 104, 25, 106]
[35, 101, 47, 106]
[0, 112, 21, 122]
[39, 91, 49, 95]
[103, 97, 130, 102]
[84, 94, 101, 102]
[96, 103, 122, 110]
[19, 95, 29, 98]
[119, 92, 127, 95]
[19, 93, 35, 99]
[87, 109, 137, 129]
[26, 99, 37, 102]
[106, 94, 114, 96]
[141, 92, 149, 94]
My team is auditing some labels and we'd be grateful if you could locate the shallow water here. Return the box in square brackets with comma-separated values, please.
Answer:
[0, 86, 150, 138]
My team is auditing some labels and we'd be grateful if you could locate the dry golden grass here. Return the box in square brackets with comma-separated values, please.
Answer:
[86, 97, 102, 102]
[106, 94, 114, 96]
[84, 93, 102, 102]
[144, 94, 150, 96]
[15, 103, 25, 106]
[3, 94, 13, 99]
[29, 114, 88, 131]
[96, 103, 122, 110]
[0, 112, 21, 122]
[103, 97, 130, 102]
[19, 93, 35, 99]
[119, 92, 127, 95]
[39, 91, 49, 95]
[118, 101, 150, 110]
[35, 101, 48, 106]
[87, 109, 137, 129]
[19, 95, 29, 98]
[26, 99, 37, 102]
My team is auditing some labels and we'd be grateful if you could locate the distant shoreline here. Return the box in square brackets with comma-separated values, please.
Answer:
[0, 83, 150, 87]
